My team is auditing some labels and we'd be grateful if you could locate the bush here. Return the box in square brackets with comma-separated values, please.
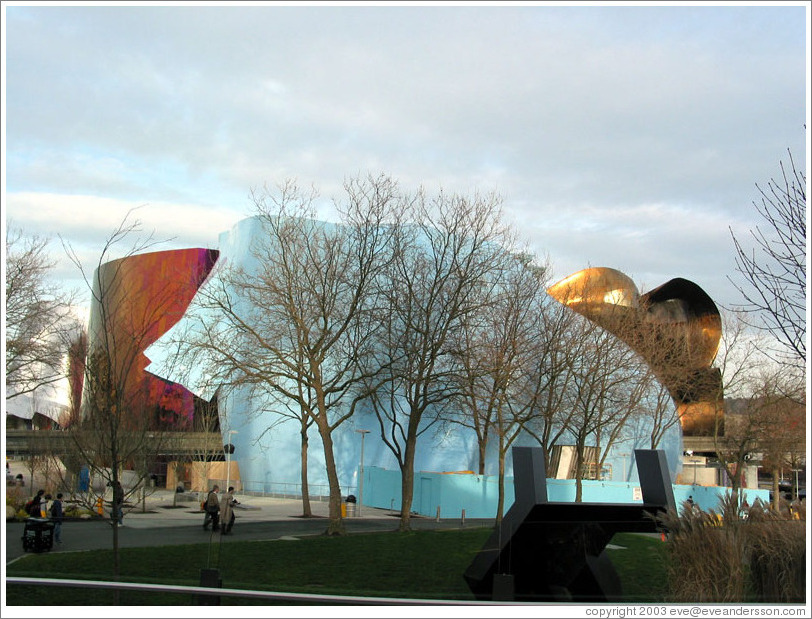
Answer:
[743, 501, 805, 602]
[657, 494, 806, 602]
[64, 505, 93, 518]
[6, 486, 26, 512]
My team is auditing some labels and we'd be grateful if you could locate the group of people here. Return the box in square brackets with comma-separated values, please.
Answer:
[22, 482, 238, 545]
[25, 489, 64, 544]
[202, 485, 238, 534]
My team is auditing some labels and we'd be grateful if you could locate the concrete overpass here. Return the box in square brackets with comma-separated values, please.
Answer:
[5, 430, 223, 459]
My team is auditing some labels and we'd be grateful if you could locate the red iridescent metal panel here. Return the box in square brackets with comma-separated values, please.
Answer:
[86, 248, 219, 430]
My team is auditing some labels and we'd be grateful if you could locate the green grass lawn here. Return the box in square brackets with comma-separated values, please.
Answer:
[5, 529, 669, 605]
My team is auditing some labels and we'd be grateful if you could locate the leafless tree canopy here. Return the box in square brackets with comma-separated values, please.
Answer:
[169, 176, 400, 534]
[449, 253, 554, 520]
[361, 187, 516, 530]
[5, 227, 78, 399]
[729, 148, 806, 369]
[559, 314, 651, 501]
[61, 212, 175, 584]
[709, 309, 803, 501]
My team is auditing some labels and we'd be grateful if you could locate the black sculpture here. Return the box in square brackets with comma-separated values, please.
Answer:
[464, 447, 675, 602]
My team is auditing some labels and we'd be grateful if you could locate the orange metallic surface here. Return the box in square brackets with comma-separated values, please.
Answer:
[547, 267, 723, 435]
[86, 248, 219, 430]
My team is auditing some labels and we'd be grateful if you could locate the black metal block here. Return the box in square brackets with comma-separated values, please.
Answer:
[196, 567, 222, 605]
[464, 447, 672, 602]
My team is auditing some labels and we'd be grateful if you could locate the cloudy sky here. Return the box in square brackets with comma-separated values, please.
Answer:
[3, 2, 809, 312]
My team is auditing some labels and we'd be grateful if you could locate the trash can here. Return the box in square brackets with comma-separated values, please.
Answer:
[346, 494, 357, 517]
[22, 517, 55, 553]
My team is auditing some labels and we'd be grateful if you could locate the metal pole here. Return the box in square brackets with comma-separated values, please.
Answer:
[225, 430, 238, 494]
[226, 451, 230, 495]
[794, 468, 799, 501]
[355, 429, 369, 516]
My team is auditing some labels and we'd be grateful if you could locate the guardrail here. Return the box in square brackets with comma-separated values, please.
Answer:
[236, 480, 357, 501]
[6, 577, 495, 606]
[6, 430, 222, 457]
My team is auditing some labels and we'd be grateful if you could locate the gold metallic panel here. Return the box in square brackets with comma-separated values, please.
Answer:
[547, 267, 723, 435]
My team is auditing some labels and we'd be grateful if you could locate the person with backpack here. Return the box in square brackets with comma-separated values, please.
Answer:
[203, 485, 220, 531]
[50, 493, 64, 544]
[26, 490, 45, 517]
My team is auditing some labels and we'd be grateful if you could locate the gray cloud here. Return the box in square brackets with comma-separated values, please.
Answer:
[4, 4, 807, 310]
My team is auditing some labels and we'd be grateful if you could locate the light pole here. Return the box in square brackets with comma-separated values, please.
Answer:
[791, 468, 801, 501]
[225, 430, 238, 494]
[685, 450, 697, 484]
[618, 452, 629, 482]
[355, 429, 369, 516]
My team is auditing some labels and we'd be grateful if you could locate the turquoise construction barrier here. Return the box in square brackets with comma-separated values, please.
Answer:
[361, 466, 769, 518]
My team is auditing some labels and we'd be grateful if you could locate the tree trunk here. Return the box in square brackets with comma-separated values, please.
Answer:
[771, 467, 781, 512]
[728, 462, 742, 506]
[399, 458, 415, 532]
[300, 425, 312, 518]
[496, 444, 506, 523]
[112, 467, 121, 605]
[478, 440, 487, 476]
[574, 442, 584, 503]
[316, 420, 345, 535]
[172, 461, 179, 507]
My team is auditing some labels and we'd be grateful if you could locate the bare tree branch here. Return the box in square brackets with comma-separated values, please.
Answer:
[729, 148, 806, 369]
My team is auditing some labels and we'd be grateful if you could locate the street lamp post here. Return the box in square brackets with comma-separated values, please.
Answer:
[225, 430, 238, 494]
[618, 452, 629, 482]
[355, 429, 370, 516]
[792, 468, 801, 501]
[684, 450, 697, 485]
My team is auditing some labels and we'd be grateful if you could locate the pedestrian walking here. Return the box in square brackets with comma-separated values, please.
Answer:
[203, 485, 220, 531]
[220, 486, 238, 534]
[50, 493, 64, 544]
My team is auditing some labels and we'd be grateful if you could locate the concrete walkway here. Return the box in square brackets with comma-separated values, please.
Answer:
[5, 489, 492, 564]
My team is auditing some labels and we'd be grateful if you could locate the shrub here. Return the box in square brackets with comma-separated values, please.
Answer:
[6, 486, 26, 512]
[657, 494, 806, 602]
[64, 505, 92, 518]
[742, 501, 805, 602]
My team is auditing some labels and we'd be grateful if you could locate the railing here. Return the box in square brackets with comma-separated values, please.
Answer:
[6, 430, 222, 457]
[6, 577, 492, 606]
[228, 480, 357, 502]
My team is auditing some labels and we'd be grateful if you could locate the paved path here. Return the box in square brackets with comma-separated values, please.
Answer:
[5, 490, 492, 564]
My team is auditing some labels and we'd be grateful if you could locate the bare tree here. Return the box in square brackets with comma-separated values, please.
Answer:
[744, 369, 806, 511]
[729, 148, 806, 372]
[170, 176, 397, 535]
[614, 317, 692, 450]
[520, 298, 585, 471]
[5, 227, 78, 400]
[363, 188, 513, 531]
[561, 313, 649, 501]
[450, 253, 552, 521]
[627, 379, 682, 450]
[61, 213, 178, 586]
[709, 310, 774, 503]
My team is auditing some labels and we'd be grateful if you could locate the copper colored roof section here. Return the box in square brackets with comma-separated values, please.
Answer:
[85, 248, 219, 430]
[547, 267, 723, 435]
